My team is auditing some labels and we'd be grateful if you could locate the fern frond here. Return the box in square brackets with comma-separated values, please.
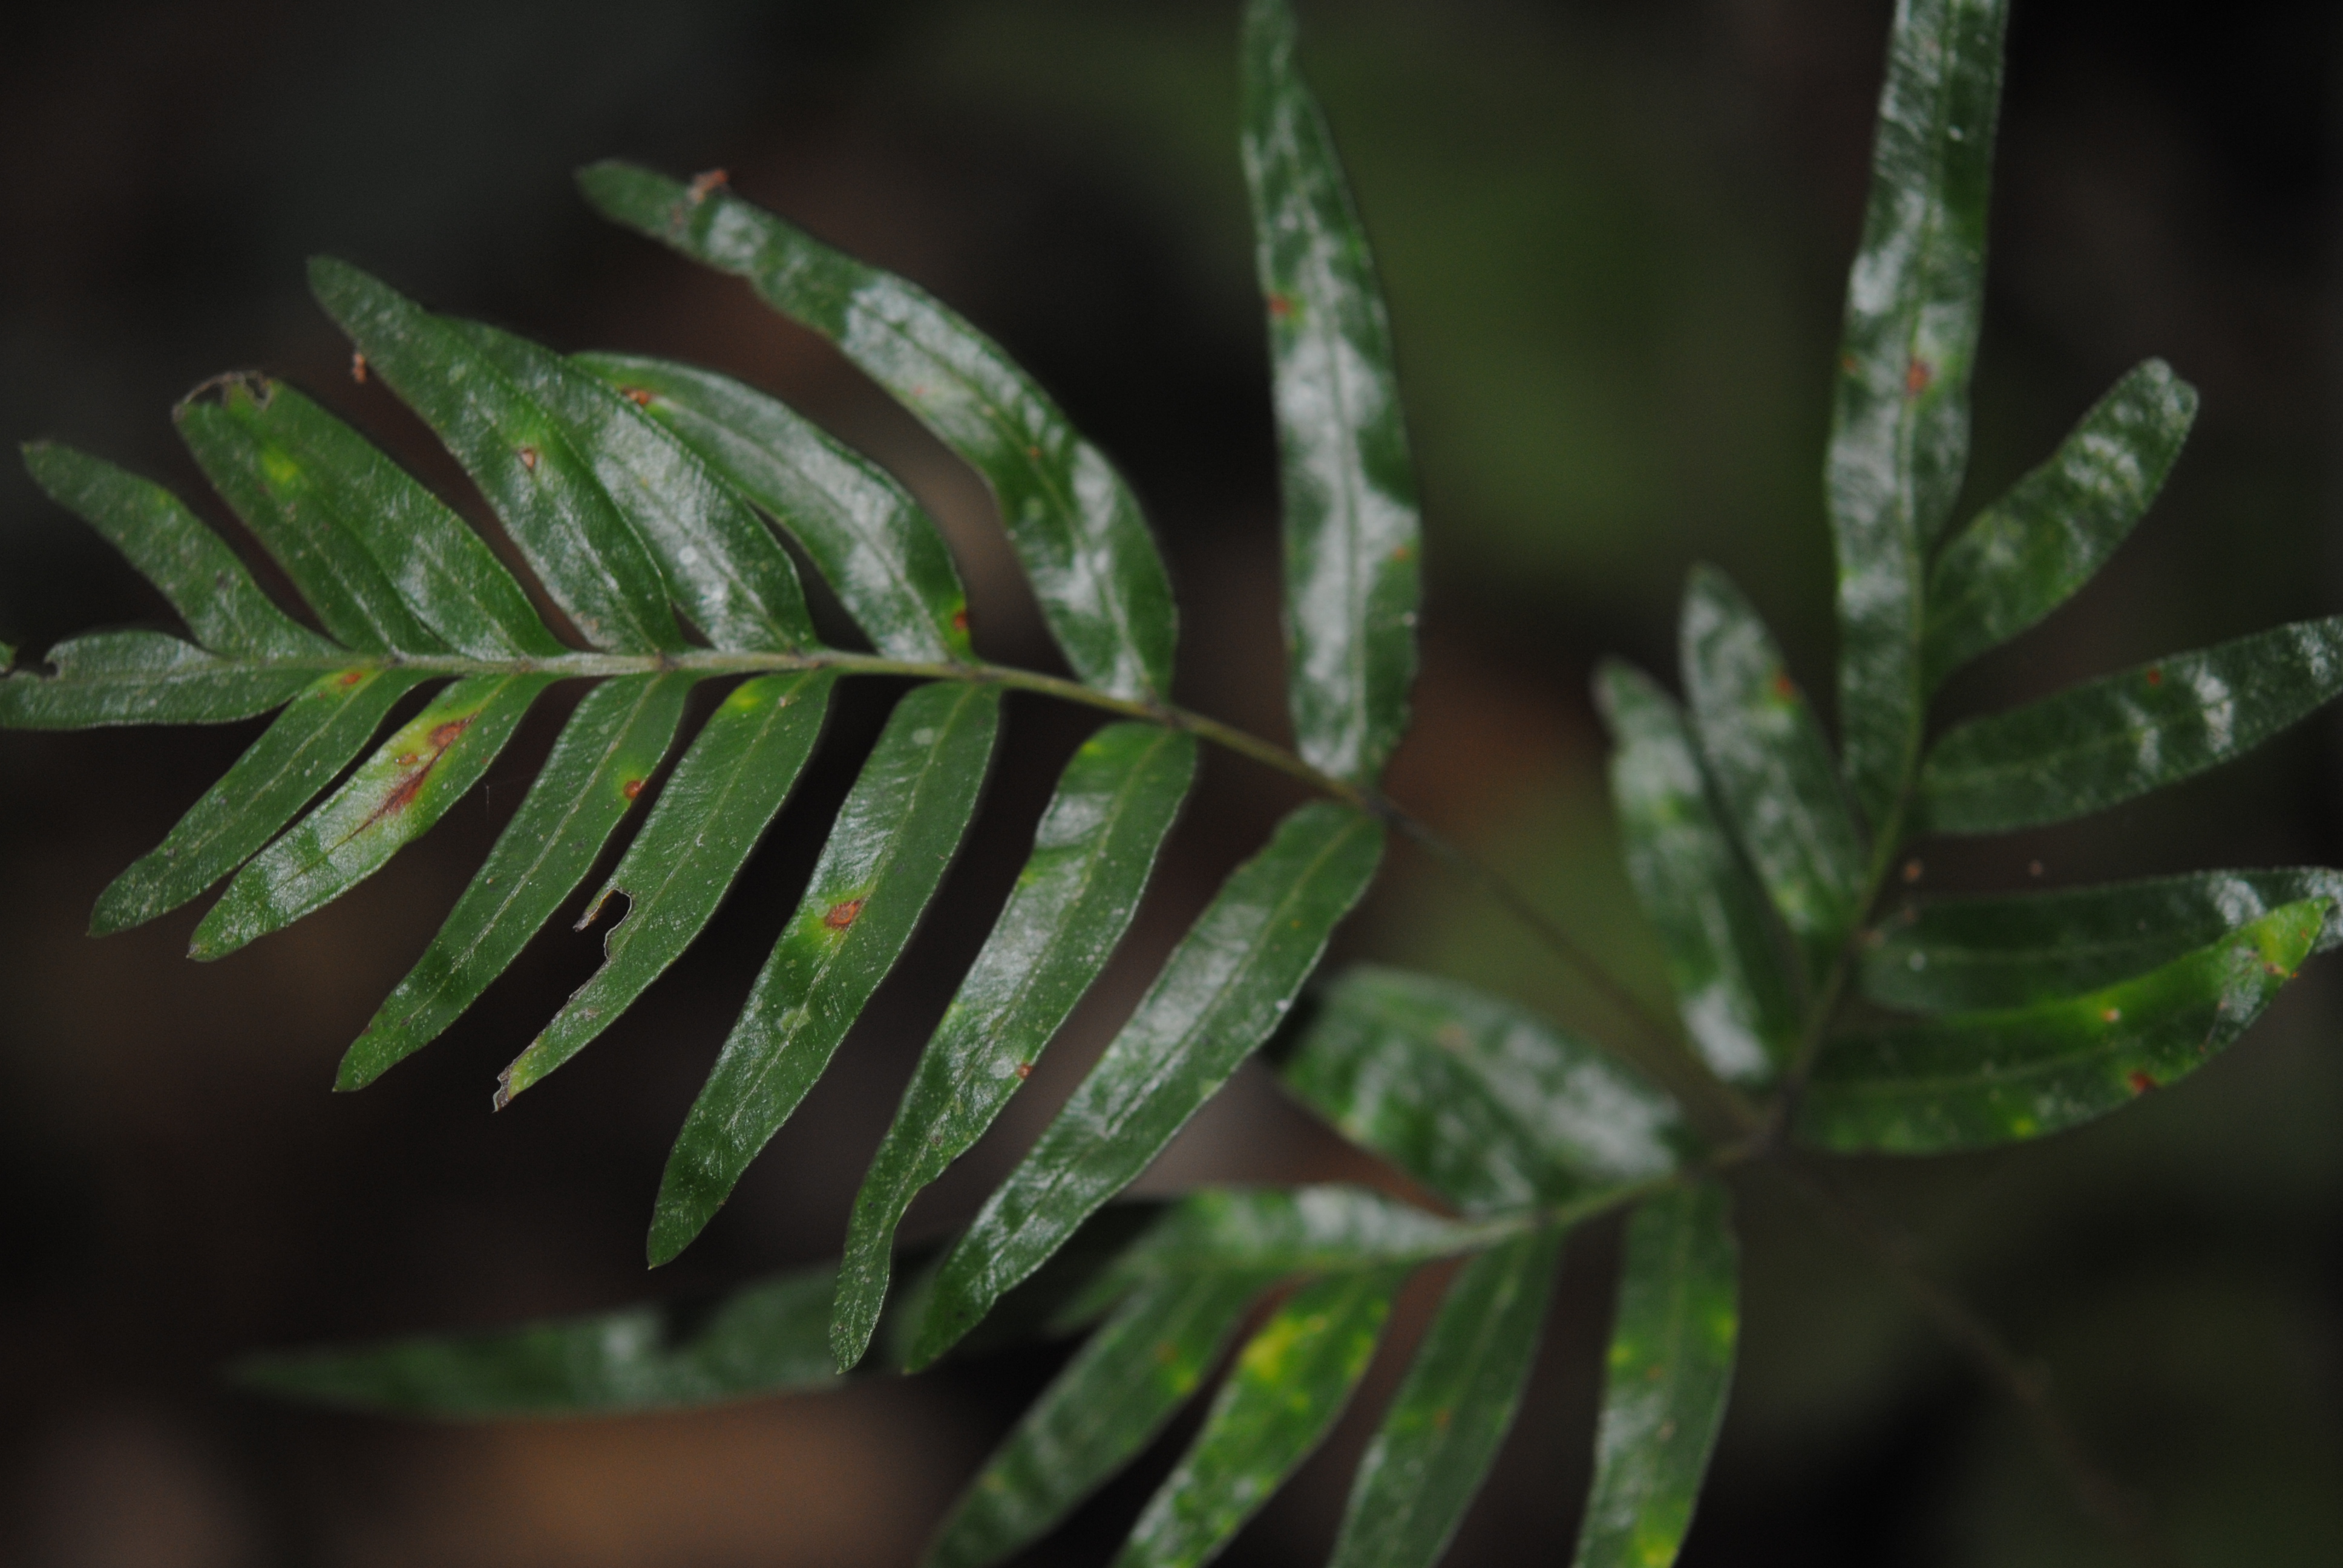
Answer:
[24, 0, 2343, 1564]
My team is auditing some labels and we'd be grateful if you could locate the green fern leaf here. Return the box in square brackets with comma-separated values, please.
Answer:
[479, 670, 837, 1100]
[1916, 618, 2343, 834]
[235, 1261, 845, 1418]
[1827, 0, 2010, 828]
[833, 722, 1198, 1373]
[576, 162, 1178, 701]
[179, 381, 452, 655]
[1804, 899, 2324, 1151]
[1119, 1267, 1401, 1568]
[649, 681, 1000, 1264]
[92, 667, 429, 935]
[1241, 0, 1422, 785]
[1863, 867, 2343, 1013]
[1328, 1229, 1564, 1568]
[575, 353, 972, 662]
[1570, 1182, 1738, 1568]
[1594, 661, 1798, 1083]
[1680, 567, 1866, 985]
[338, 672, 693, 1083]
[454, 322, 818, 653]
[20, 442, 336, 661]
[1922, 359, 2197, 691]
[179, 377, 562, 659]
[928, 1268, 1274, 1568]
[190, 672, 554, 959]
[1282, 966, 1686, 1215]
[310, 258, 686, 653]
[910, 802, 1385, 1370]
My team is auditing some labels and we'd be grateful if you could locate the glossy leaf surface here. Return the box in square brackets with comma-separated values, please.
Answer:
[1090, 1187, 1483, 1302]
[1282, 967, 1683, 1215]
[833, 722, 1198, 1371]
[190, 674, 552, 959]
[1916, 618, 2343, 834]
[1826, 0, 2010, 827]
[458, 324, 816, 652]
[1863, 867, 2343, 1013]
[1922, 360, 2195, 690]
[179, 384, 449, 656]
[0, 632, 318, 728]
[1329, 1230, 1563, 1568]
[495, 670, 836, 1100]
[238, 1263, 842, 1417]
[577, 162, 1176, 700]
[1595, 661, 1797, 1084]
[577, 353, 971, 663]
[340, 674, 693, 1088]
[926, 1269, 1272, 1568]
[1241, 0, 1421, 785]
[92, 667, 427, 934]
[1803, 900, 2324, 1152]
[1116, 1267, 1400, 1568]
[911, 802, 1385, 1368]
[310, 259, 684, 653]
[650, 681, 1000, 1264]
[1571, 1183, 1738, 1568]
[19, 442, 333, 661]
[185, 377, 562, 659]
[1680, 567, 1864, 982]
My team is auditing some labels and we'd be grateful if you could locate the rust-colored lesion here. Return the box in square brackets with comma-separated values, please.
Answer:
[345, 714, 477, 842]
[822, 897, 867, 931]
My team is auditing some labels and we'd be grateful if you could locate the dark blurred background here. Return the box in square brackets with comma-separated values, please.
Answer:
[2, 0, 2338, 1563]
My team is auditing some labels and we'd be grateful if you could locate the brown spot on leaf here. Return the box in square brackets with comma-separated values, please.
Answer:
[357, 713, 477, 834]
[1772, 670, 1796, 700]
[2102, 1007, 2123, 1024]
[621, 779, 645, 800]
[349, 351, 368, 385]
[951, 609, 969, 633]
[1390, 544, 1411, 563]
[823, 897, 866, 930]
[2128, 1070, 2157, 1094]
[2146, 667, 2163, 686]
[336, 670, 365, 688]
[1901, 859, 1924, 884]
[519, 445, 540, 472]
[1904, 358, 1933, 396]
[687, 168, 729, 201]
[1015, 1062, 1032, 1080]
[621, 385, 655, 408]
[1267, 293, 1291, 318]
